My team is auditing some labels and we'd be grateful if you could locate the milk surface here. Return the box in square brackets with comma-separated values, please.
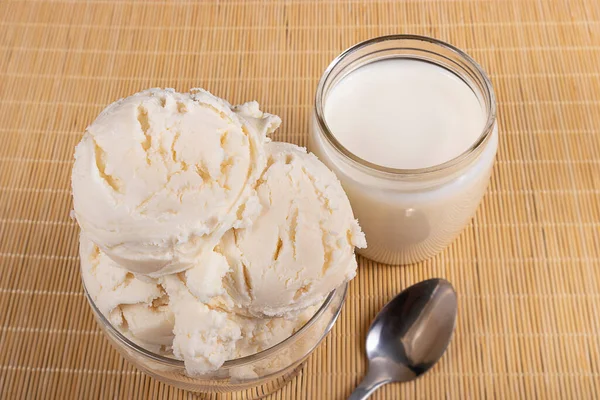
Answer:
[324, 59, 485, 169]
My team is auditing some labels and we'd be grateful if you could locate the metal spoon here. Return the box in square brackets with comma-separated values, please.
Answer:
[349, 278, 457, 400]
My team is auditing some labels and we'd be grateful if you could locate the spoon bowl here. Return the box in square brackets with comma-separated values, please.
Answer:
[349, 278, 457, 399]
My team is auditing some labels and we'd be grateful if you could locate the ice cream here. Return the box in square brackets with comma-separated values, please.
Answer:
[72, 88, 280, 276]
[81, 234, 317, 374]
[74, 88, 365, 376]
[221, 142, 366, 317]
[79, 234, 174, 351]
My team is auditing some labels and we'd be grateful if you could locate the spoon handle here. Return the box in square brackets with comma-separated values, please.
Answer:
[348, 368, 391, 400]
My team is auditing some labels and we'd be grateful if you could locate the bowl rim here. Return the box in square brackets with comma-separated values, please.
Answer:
[83, 277, 347, 369]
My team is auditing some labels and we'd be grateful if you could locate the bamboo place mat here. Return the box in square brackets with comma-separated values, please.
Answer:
[1, 0, 599, 399]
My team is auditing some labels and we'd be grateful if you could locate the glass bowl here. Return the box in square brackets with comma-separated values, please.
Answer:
[82, 278, 348, 396]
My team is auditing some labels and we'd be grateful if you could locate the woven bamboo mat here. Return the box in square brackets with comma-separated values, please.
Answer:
[1, 0, 599, 398]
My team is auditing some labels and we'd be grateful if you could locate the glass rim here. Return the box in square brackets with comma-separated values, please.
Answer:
[314, 34, 497, 176]
[82, 277, 347, 370]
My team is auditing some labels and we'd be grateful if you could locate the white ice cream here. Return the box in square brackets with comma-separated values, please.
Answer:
[80, 234, 174, 350]
[73, 89, 280, 276]
[82, 234, 317, 374]
[221, 142, 366, 317]
[75, 88, 365, 377]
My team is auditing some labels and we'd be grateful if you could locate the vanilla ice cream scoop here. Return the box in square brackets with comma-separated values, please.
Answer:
[80, 234, 174, 349]
[81, 233, 315, 374]
[72, 88, 280, 276]
[221, 142, 366, 317]
[160, 274, 316, 375]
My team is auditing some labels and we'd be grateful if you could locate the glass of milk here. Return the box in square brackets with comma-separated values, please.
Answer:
[309, 35, 498, 265]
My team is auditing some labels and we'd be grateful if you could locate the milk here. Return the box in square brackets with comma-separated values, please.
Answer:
[310, 57, 497, 264]
[323, 59, 485, 169]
